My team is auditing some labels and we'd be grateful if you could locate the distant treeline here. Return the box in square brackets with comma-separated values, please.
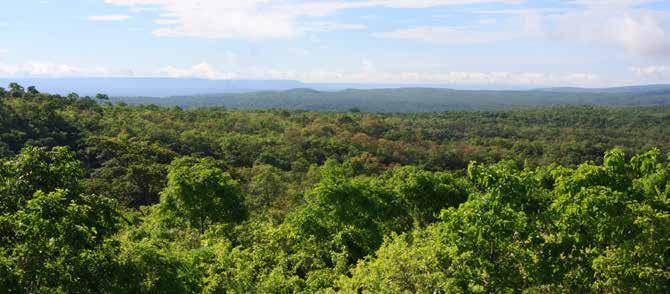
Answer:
[113, 87, 670, 112]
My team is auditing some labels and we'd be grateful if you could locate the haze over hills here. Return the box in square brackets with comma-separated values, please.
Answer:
[0, 78, 308, 97]
[0, 78, 472, 96]
[5, 78, 669, 97]
[112, 86, 670, 113]
[537, 84, 670, 94]
[2, 78, 669, 112]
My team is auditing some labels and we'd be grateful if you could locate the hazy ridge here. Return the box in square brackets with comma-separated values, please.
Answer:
[113, 86, 670, 112]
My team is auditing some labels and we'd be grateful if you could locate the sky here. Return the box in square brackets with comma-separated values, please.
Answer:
[0, 0, 669, 87]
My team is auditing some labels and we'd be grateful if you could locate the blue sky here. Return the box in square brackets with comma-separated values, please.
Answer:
[0, 0, 669, 87]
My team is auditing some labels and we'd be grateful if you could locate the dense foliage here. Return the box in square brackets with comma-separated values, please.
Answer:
[0, 84, 668, 292]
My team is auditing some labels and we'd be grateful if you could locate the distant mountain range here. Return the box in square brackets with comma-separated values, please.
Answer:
[0, 78, 307, 97]
[2, 78, 471, 96]
[2, 78, 669, 112]
[536, 84, 670, 94]
[112, 87, 670, 113]
[4, 77, 668, 97]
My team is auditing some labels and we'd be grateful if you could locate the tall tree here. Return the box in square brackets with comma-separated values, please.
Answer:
[159, 157, 245, 232]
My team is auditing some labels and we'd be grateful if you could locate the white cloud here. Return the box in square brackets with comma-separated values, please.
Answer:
[375, 26, 511, 44]
[0, 61, 233, 80]
[474, 3, 670, 57]
[145, 60, 603, 86]
[297, 69, 600, 85]
[550, 10, 670, 56]
[0, 59, 604, 86]
[86, 14, 132, 22]
[570, 0, 656, 8]
[293, 48, 310, 56]
[103, 0, 520, 39]
[0, 61, 234, 80]
[103, 0, 664, 59]
[176, 61, 599, 86]
[475, 8, 563, 15]
[0, 49, 8, 54]
[478, 18, 497, 25]
[303, 22, 368, 32]
[630, 65, 669, 79]
[0, 61, 132, 77]
[160, 62, 237, 79]
[375, 11, 541, 44]
[360, 0, 522, 8]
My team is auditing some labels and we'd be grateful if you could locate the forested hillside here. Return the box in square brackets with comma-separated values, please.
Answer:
[113, 87, 670, 112]
[0, 84, 668, 292]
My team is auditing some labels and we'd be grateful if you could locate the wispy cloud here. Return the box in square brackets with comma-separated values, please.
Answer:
[160, 62, 237, 80]
[630, 65, 669, 79]
[548, 9, 670, 56]
[295, 69, 600, 86]
[0, 59, 611, 86]
[3, 0, 668, 86]
[570, 0, 658, 8]
[103, 0, 520, 40]
[375, 12, 541, 44]
[303, 22, 368, 32]
[154, 61, 601, 86]
[375, 26, 513, 44]
[86, 14, 131, 22]
[100, 0, 669, 58]
[478, 18, 498, 25]
[0, 61, 132, 77]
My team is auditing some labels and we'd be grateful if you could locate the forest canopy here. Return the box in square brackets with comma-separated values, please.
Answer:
[0, 84, 668, 292]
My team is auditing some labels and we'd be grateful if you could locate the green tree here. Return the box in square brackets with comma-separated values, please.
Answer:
[341, 190, 536, 293]
[289, 162, 391, 263]
[27, 86, 39, 95]
[82, 138, 176, 207]
[246, 164, 288, 214]
[0, 147, 120, 293]
[384, 166, 469, 227]
[8, 83, 24, 98]
[0, 146, 82, 212]
[159, 157, 246, 232]
[95, 93, 110, 100]
[337, 230, 456, 293]
[538, 149, 670, 292]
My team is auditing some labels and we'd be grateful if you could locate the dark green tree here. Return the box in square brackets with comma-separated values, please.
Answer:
[95, 93, 110, 100]
[26, 86, 39, 95]
[385, 166, 469, 227]
[8, 83, 24, 98]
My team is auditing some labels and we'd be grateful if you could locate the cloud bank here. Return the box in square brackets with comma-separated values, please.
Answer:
[102, 0, 670, 58]
[103, 0, 520, 39]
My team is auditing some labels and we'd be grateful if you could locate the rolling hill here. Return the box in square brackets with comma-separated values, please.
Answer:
[112, 87, 670, 112]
